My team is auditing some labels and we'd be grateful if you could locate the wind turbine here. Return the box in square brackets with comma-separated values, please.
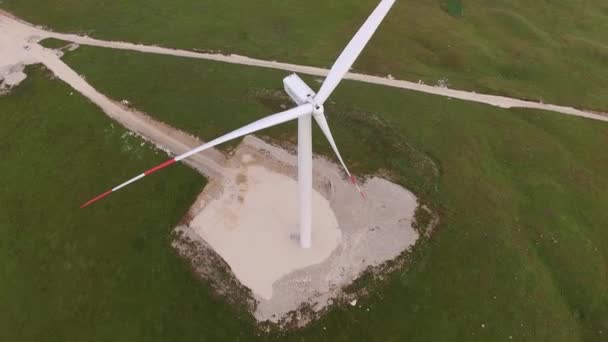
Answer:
[81, 0, 396, 249]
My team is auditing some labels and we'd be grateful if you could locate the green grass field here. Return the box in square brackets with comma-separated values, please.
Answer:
[3, 0, 608, 110]
[0, 67, 261, 341]
[2, 45, 604, 341]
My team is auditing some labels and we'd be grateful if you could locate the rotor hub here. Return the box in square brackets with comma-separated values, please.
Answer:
[309, 100, 324, 116]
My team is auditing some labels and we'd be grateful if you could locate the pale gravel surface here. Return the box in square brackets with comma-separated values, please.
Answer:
[186, 136, 419, 323]
[190, 155, 342, 300]
[1, 9, 607, 122]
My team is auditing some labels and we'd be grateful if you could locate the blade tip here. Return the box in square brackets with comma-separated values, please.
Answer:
[80, 189, 113, 209]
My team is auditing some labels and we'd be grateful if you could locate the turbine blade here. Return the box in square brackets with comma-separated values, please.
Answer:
[314, 0, 395, 105]
[313, 113, 365, 198]
[81, 104, 314, 208]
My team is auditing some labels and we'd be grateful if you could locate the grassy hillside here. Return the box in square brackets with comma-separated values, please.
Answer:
[40, 45, 608, 340]
[0, 68, 261, 341]
[3, 0, 608, 110]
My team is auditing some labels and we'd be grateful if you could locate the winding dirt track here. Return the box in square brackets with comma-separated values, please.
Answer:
[2, 10, 607, 123]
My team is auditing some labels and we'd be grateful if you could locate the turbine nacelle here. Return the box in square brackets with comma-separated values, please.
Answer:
[283, 73, 325, 117]
[283, 73, 316, 106]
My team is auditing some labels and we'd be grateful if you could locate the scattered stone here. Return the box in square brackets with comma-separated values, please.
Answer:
[66, 43, 80, 51]
[436, 77, 450, 88]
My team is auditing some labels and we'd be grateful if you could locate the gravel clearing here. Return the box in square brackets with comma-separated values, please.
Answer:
[183, 136, 419, 324]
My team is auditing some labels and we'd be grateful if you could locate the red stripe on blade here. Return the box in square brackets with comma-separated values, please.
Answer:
[350, 175, 366, 199]
[144, 159, 176, 175]
[80, 189, 113, 208]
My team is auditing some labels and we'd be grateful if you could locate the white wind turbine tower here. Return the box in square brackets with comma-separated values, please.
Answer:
[81, 0, 396, 249]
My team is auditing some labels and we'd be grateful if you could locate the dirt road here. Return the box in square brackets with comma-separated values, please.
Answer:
[2, 10, 607, 123]
[28, 44, 227, 178]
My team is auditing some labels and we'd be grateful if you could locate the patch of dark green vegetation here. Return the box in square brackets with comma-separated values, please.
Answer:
[39, 37, 69, 49]
[412, 205, 434, 236]
[440, 0, 464, 17]
[44, 45, 608, 341]
[3, 0, 608, 110]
